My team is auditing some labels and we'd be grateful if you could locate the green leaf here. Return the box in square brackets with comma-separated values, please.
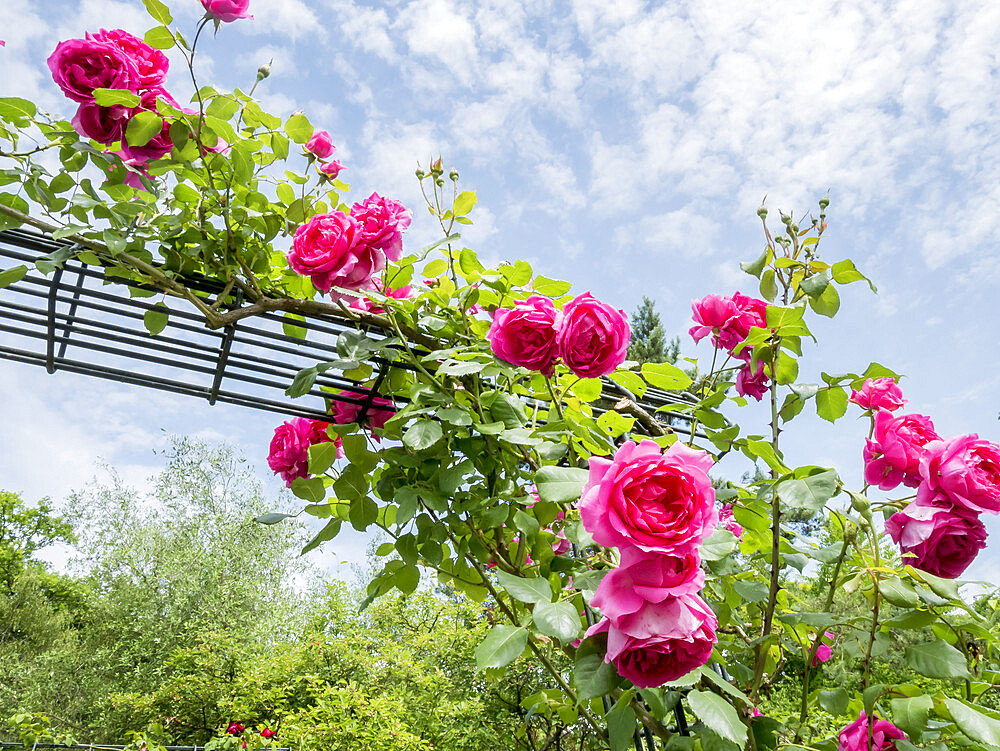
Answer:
[285, 113, 313, 144]
[574, 638, 618, 699]
[891, 695, 933, 738]
[759, 268, 778, 301]
[301, 518, 341, 554]
[733, 580, 768, 602]
[125, 110, 163, 148]
[453, 190, 477, 216]
[0, 97, 37, 126]
[393, 563, 419, 594]
[458, 247, 484, 276]
[905, 639, 971, 679]
[348, 495, 377, 531]
[532, 600, 582, 642]
[688, 690, 747, 747]
[403, 420, 443, 451]
[740, 249, 768, 278]
[143, 304, 168, 335]
[495, 570, 552, 605]
[254, 512, 294, 525]
[143, 25, 175, 49]
[142, 0, 172, 24]
[93, 88, 142, 107]
[533, 275, 572, 297]
[290, 476, 325, 503]
[819, 688, 849, 716]
[571, 378, 603, 402]
[0, 265, 27, 289]
[941, 698, 1000, 746]
[700, 528, 738, 561]
[533, 466, 588, 503]
[808, 282, 841, 318]
[282, 313, 307, 340]
[775, 470, 838, 514]
[879, 578, 921, 609]
[423, 258, 448, 277]
[816, 386, 848, 423]
[307, 441, 340, 475]
[276, 182, 295, 205]
[641, 361, 693, 390]
[775, 351, 798, 385]
[607, 694, 637, 751]
[832, 258, 876, 291]
[475, 625, 528, 670]
[801, 270, 831, 297]
[610, 368, 647, 399]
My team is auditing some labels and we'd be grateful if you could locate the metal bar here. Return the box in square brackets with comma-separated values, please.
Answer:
[356, 360, 390, 425]
[209, 292, 242, 405]
[44, 263, 65, 373]
[56, 261, 87, 360]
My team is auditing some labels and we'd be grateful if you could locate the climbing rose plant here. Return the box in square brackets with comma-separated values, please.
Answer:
[1, 2, 1000, 749]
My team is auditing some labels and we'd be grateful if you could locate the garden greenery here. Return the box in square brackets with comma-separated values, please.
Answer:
[1, 1, 1000, 749]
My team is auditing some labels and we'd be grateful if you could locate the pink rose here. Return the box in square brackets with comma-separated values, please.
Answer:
[730, 292, 768, 345]
[201, 0, 253, 22]
[917, 434, 1000, 515]
[864, 410, 940, 490]
[260, 728, 276, 739]
[487, 296, 561, 376]
[885, 494, 987, 579]
[838, 711, 906, 751]
[105, 150, 152, 190]
[719, 503, 744, 538]
[350, 193, 412, 262]
[689, 294, 740, 347]
[590, 546, 705, 622]
[320, 160, 344, 179]
[735, 360, 769, 401]
[350, 279, 414, 314]
[227, 722, 245, 737]
[331, 390, 395, 430]
[579, 439, 718, 556]
[267, 418, 342, 487]
[305, 130, 336, 159]
[811, 632, 834, 666]
[91, 29, 168, 89]
[48, 35, 141, 103]
[120, 87, 178, 164]
[288, 211, 385, 296]
[849, 377, 906, 412]
[586, 592, 718, 688]
[72, 101, 130, 144]
[556, 292, 631, 378]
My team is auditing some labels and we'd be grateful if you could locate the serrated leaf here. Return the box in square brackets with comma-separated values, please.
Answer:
[775, 470, 838, 514]
[533, 466, 588, 503]
[453, 190, 477, 216]
[475, 625, 528, 670]
[285, 113, 313, 144]
[495, 570, 552, 605]
[532, 600, 582, 642]
[905, 639, 971, 679]
[688, 690, 747, 747]
[125, 110, 163, 148]
[816, 386, 848, 423]
[403, 420, 442, 451]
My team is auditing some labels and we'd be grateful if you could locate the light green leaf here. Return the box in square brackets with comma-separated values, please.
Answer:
[816, 386, 848, 423]
[905, 639, 971, 679]
[125, 110, 163, 148]
[0, 97, 37, 126]
[142, 0, 172, 23]
[532, 600, 582, 642]
[740, 249, 768, 278]
[571, 378, 603, 402]
[688, 690, 747, 747]
[403, 420, 443, 451]
[290, 476, 325, 503]
[453, 190, 477, 216]
[942, 698, 1000, 747]
[610, 368, 647, 399]
[641, 361, 693, 390]
[0, 265, 27, 289]
[700, 528, 738, 561]
[891, 695, 933, 738]
[282, 313, 307, 340]
[143, 25, 175, 49]
[93, 88, 141, 107]
[809, 282, 841, 318]
[533, 466, 588, 504]
[879, 578, 921, 609]
[307, 441, 340, 475]
[475, 625, 528, 670]
[285, 113, 313, 144]
[533, 275, 572, 297]
[495, 570, 552, 605]
[775, 470, 838, 514]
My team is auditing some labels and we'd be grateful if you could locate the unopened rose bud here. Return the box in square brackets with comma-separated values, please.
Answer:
[790, 223, 799, 234]
[448, 167, 459, 181]
[257, 60, 272, 81]
[430, 156, 443, 174]
[757, 206, 768, 219]
[819, 195, 830, 210]
[415, 168, 426, 179]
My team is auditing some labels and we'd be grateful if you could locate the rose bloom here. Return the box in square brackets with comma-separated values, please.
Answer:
[201, 0, 253, 22]
[267, 418, 341, 487]
[488, 295, 561, 376]
[590, 545, 705, 622]
[288, 211, 385, 296]
[350, 278, 413, 314]
[812, 631, 834, 666]
[120, 87, 179, 164]
[72, 101, 130, 144]
[260, 728, 276, 739]
[351, 193, 412, 262]
[918, 434, 1000, 515]
[91, 28, 168, 88]
[863, 410, 940, 490]
[305, 129, 336, 159]
[587, 592, 718, 688]
[884, 493, 987, 579]
[331, 390, 395, 430]
[320, 160, 344, 179]
[718, 503, 743, 538]
[689, 294, 740, 347]
[579, 439, 718, 556]
[557, 292, 631, 378]
[849, 377, 906, 412]
[48, 35, 140, 103]
[838, 711, 906, 751]
[735, 360, 769, 401]
[227, 722, 245, 736]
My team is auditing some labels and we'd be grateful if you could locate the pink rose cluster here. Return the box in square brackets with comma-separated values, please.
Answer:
[267, 417, 342, 487]
[579, 440, 718, 688]
[487, 292, 630, 379]
[856, 380, 1000, 579]
[304, 129, 344, 180]
[287, 193, 411, 298]
[838, 711, 906, 751]
[48, 29, 178, 177]
[718, 502, 743, 538]
[689, 292, 770, 400]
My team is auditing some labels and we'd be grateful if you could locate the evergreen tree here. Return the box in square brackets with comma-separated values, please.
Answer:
[627, 296, 679, 364]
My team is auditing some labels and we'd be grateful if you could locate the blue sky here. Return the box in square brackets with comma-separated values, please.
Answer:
[1, 0, 999, 584]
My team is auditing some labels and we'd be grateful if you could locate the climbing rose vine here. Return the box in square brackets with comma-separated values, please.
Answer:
[1, 2, 999, 749]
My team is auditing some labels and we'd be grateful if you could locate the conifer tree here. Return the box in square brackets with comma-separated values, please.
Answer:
[627, 296, 679, 364]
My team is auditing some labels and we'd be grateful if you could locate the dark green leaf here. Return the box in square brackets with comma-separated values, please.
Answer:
[688, 690, 747, 747]
[532, 600, 582, 642]
[905, 639, 971, 679]
[801, 270, 830, 298]
[575, 638, 618, 699]
[290, 476, 325, 503]
[495, 570, 552, 604]
[393, 563, 419, 594]
[534, 466, 588, 504]
[891, 695, 933, 738]
[301, 518, 341, 554]
[740, 249, 768, 278]
[143, 304, 168, 335]
[403, 420, 443, 451]
[475, 625, 528, 669]
[941, 698, 1000, 746]
[607, 692, 637, 751]
[819, 688, 849, 716]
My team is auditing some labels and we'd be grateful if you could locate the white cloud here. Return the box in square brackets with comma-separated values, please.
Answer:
[397, 0, 479, 87]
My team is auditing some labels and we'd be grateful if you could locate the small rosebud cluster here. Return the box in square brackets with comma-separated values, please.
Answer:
[689, 292, 771, 400]
[578, 440, 718, 688]
[853, 378, 1000, 579]
[487, 292, 630, 379]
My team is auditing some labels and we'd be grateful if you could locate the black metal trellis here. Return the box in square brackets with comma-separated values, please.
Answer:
[0, 744, 290, 751]
[0, 227, 704, 437]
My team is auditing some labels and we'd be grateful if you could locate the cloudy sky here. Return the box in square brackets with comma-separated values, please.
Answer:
[1, 0, 999, 584]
